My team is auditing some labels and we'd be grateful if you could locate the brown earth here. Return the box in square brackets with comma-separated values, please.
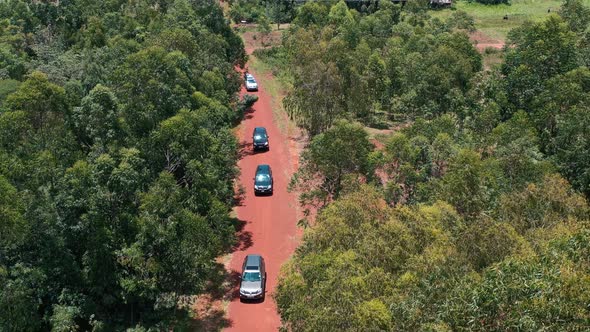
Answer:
[239, 28, 284, 53]
[469, 30, 506, 52]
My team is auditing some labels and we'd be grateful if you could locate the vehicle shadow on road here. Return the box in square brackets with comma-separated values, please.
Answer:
[239, 296, 266, 304]
[231, 217, 253, 252]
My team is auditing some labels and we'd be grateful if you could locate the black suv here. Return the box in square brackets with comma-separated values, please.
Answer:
[254, 164, 273, 195]
[252, 127, 269, 151]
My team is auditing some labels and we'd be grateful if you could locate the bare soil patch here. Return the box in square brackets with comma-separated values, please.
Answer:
[470, 30, 505, 52]
[237, 25, 284, 55]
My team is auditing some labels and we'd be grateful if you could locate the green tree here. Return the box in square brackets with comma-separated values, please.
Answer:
[5, 71, 68, 132]
[0, 0, 244, 329]
[149, 108, 238, 209]
[381, 132, 433, 206]
[118, 172, 225, 318]
[284, 60, 344, 135]
[72, 84, 121, 149]
[266, 0, 288, 30]
[445, 239, 590, 331]
[498, 174, 589, 233]
[114, 47, 194, 136]
[559, 0, 590, 33]
[490, 111, 550, 190]
[289, 120, 374, 219]
[459, 218, 531, 270]
[257, 14, 272, 46]
[0, 175, 26, 253]
[0, 265, 44, 332]
[552, 105, 590, 195]
[292, 1, 329, 28]
[503, 15, 580, 114]
[437, 149, 501, 219]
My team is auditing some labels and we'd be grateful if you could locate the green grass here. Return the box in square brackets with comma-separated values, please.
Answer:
[482, 47, 505, 68]
[432, 0, 590, 40]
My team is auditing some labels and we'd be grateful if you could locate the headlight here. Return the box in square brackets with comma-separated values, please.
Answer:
[263, 142, 268, 145]
[254, 185, 260, 189]
[253, 288, 262, 294]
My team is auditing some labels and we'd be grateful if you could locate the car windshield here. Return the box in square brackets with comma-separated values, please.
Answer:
[255, 174, 270, 185]
[254, 134, 266, 141]
[243, 272, 261, 282]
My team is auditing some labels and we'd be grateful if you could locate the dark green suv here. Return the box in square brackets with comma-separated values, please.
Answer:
[254, 164, 273, 195]
[252, 127, 269, 151]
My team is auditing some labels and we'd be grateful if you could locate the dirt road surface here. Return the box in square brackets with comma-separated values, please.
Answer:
[223, 65, 301, 330]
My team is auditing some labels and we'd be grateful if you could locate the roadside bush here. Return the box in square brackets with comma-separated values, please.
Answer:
[237, 94, 259, 114]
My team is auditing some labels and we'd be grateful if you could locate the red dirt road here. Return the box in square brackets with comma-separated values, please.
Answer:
[223, 69, 301, 330]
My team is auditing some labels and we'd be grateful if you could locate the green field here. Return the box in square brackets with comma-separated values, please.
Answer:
[432, 0, 590, 40]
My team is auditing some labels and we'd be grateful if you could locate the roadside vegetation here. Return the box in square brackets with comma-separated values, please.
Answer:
[243, 0, 590, 330]
[228, 0, 298, 28]
[0, 0, 246, 330]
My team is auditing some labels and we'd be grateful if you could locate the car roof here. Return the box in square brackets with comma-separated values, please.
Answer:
[256, 164, 270, 172]
[245, 254, 262, 269]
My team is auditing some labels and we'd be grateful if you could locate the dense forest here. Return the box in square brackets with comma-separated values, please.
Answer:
[248, 0, 590, 330]
[0, 0, 246, 330]
[2, 0, 590, 330]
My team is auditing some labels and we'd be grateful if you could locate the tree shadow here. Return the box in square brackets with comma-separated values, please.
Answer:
[189, 219, 262, 328]
[231, 217, 253, 252]
[189, 262, 239, 330]
[207, 262, 242, 301]
[244, 106, 255, 116]
[238, 141, 255, 159]
[228, 270, 242, 302]
[189, 308, 232, 331]
[233, 182, 246, 206]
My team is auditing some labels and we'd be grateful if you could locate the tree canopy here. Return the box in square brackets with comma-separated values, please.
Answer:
[0, 0, 245, 330]
[260, 1, 590, 330]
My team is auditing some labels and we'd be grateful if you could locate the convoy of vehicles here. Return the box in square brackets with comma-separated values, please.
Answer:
[242, 72, 270, 302]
